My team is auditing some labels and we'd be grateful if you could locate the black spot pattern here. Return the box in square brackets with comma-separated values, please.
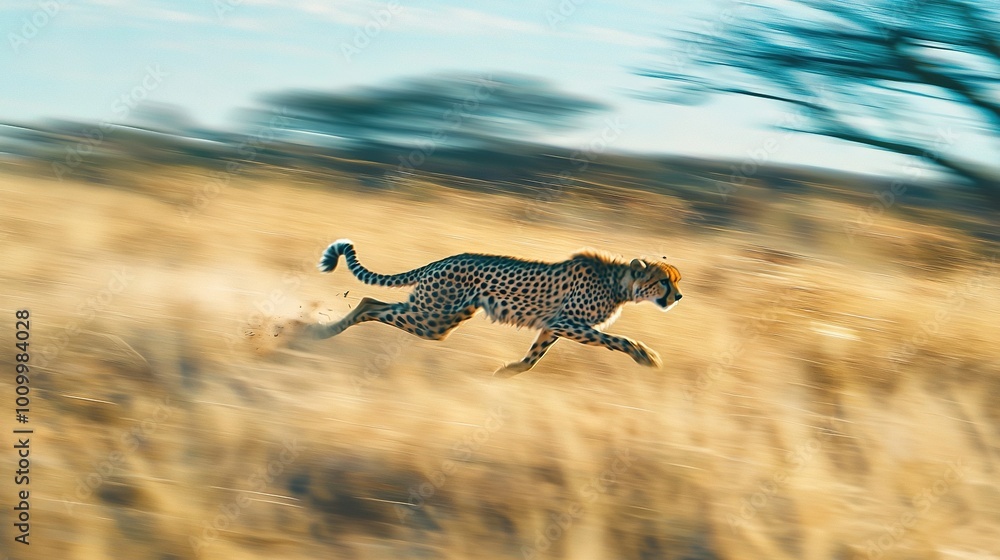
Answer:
[312, 243, 683, 374]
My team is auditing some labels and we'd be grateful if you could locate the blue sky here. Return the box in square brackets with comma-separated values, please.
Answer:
[2, 0, 994, 176]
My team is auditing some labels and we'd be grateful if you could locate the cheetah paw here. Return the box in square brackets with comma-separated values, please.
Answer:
[631, 342, 662, 368]
[494, 361, 532, 378]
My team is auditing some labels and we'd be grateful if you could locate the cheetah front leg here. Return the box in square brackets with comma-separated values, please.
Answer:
[549, 321, 662, 368]
[494, 329, 559, 378]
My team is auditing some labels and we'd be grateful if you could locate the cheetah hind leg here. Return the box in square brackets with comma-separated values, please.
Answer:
[322, 300, 481, 342]
[303, 296, 393, 339]
[494, 330, 558, 378]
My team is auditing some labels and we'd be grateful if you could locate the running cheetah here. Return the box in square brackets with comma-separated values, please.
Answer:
[306, 240, 682, 377]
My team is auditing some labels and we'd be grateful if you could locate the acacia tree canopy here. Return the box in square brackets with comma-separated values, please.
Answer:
[259, 73, 607, 151]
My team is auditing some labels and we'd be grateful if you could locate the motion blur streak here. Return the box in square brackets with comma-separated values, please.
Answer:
[1, 23, 999, 554]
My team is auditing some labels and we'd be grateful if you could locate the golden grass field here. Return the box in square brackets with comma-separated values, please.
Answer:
[1, 167, 999, 559]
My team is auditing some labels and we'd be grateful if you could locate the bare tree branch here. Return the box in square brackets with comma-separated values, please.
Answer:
[642, 0, 1000, 199]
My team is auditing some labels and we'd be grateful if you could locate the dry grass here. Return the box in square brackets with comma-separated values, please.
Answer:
[1, 169, 998, 560]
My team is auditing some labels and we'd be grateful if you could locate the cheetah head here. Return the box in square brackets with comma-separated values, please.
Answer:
[629, 259, 683, 312]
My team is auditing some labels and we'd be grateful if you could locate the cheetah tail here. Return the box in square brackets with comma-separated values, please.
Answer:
[317, 239, 353, 273]
[317, 239, 424, 287]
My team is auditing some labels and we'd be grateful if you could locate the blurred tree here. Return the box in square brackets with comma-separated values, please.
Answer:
[642, 0, 1000, 199]
[256, 74, 607, 152]
[130, 103, 199, 137]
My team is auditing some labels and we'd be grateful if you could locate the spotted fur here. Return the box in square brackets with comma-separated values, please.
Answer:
[309, 239, 683, 376]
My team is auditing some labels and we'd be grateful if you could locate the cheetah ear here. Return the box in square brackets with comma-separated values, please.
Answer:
[630, 259, 647, 272]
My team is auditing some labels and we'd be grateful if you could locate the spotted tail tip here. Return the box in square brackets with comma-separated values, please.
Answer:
[318, 238, 353, 273]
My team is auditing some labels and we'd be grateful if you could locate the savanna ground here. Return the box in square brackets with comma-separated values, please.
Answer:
[1, 164, 999, 560]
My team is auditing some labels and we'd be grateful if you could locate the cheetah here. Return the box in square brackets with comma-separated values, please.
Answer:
[305, 239, 683, 377]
